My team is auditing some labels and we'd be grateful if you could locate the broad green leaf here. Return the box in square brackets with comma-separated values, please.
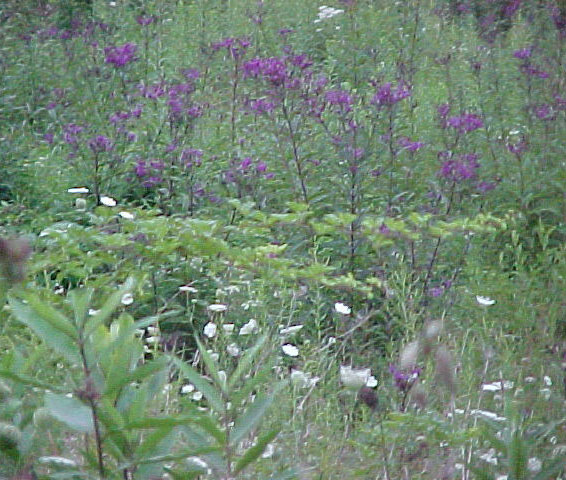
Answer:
[85, 277, 136, 337]
[170, 356, 224, 412]
[17, 292, 78, 339]
[45, 393, 94, 433]
[68, 288, 94, 329]
[9, 298, 79, 362]
[228, 334, 267, 390]
[234, 428, 279, 474]
[195, 336, 227, 395]
[230, 382, 284, 446]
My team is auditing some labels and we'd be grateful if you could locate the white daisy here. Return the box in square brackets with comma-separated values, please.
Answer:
[476, 295, 496, 306]
[100, 196, 117, 207]
[203, 322, 217, 338]
[334, 302, 351, 315]
[281, 344, 299, 357]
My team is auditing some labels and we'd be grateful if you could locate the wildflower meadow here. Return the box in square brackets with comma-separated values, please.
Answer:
[2, 0, 566, 478]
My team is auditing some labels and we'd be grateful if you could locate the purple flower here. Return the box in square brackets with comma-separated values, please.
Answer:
[325, 89, 353, 112]
[520, 64, 549, 78]
[43, 133, 54, 144]
[477, 181, 496, 193]
[513, 47, 531, 59]
[437, 103, 451, 118]
[507, 138, 527, 155]
[181, 148, 203, 167]
[240, 157, 252, 170]
[398, 137, 425, 152]
[243, 57, 288, 86]
[135, 160, 148, 177]
[126, 132, 137, 142]
[142, 176, 162, 188]
[46, 102, 57, 110]
[429, 286, 444, 297]
[104, 43, 138, 68]
[150, 160, 165, 170]
[446, 113, 483, 133]
[136, 15, 155, 26]
[278, 28, 294, 36]
[248, 98, 275, 114]
[88, 135, 113, 153]
[438, 153, 480, 182]
[182, 68, 200, 80]
[256, 161, 267, 172]
[533, 104, 555, 121]
[371, 82, 411, 108]
[389, 365, 422, 393]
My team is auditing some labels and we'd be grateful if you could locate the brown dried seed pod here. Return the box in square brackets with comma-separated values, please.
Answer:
[358, 386, 378, 411]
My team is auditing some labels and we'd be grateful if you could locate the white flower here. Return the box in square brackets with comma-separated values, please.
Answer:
[88, 309, 100, 316]
[146, 326, 159, 335]
[544, 375, 552, 386]
[471, 409, 506, 422]
[479, 448, 498, 465]
[334, 302, 351, 315]
[145, 336, 160, 345]
[340, 366, 371, 389]
[280, 325, 304, 335]
[179, 285, 198, 293]
[67, 187, 89, 194]
[203, 322, 217, 338]
[100, 196, 117, 207]
[261, 443, 275, 459]
[192, 391, 203, 401]
[239, 318, 258, 335]
[208, 303, 227, 313]
[290, 370, 310, 388]
[327, 336, 336, 346]
[75, 198, 87, 210]
[528, 458, 542, 473]
[540, 388, 552, 400]
[482, 380, 514, 392]
[207, 350, 220, 362]
[366, 375, 378, 388]
[314, 5, 344, 23]
[223, 323, 235, 333]
[121, 293, 134, 305]
[181, 384, 195, 394]
[38, 457, 78, 467]
[226, 343, 240, 357]
[187, 457, 208, 470]
[119, 211, 134, 220]
[281, 344, 299, 357]
[476, 295, 496, 306]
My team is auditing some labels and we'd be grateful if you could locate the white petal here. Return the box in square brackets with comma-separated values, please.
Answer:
[121, 293, 134, 305]
[203, 322, 217, 338]
[226, 343, 240, 357]
[100, 196, 117, 207]
[179, 285, 198, 293]
[334, 302, 351, 315]
[208, 303, 227, 313]
[119, 211, 134, 219]
[223, 323, 235, 333]
[366, 375, 378, 388]
[281, 344, 299, 357]
[67, 187, 89, 193]
[239, 319, 258, 335]
[476, 295, 496, 306]
[279, 325, 304, 335]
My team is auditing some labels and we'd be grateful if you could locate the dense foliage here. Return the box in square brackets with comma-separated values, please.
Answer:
[1, 0, 566, 478]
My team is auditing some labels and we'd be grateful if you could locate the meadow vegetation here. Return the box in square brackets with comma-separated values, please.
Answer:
[1, 0, 566, 478]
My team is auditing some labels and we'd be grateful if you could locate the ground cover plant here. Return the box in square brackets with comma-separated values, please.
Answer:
[2, 0, 566, 478]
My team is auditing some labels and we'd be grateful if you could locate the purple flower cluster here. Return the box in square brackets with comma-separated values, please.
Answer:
[87, 135, 113, 153]
[63, 123, 83, 144]
[398, 136, 425, 152]
[325, 89, 353, 113]
[136, 15, 155, 26]
[371, 82, 411, 108]
[243, 57, 288, 86]
[438, 152, 480, 182]
[513, 47, 531, 59]
[211, 37, 250, 59]
[104, 43, 138, 68]
[248, 98, 276, 114]
[446, 113, 483, 134]
[134, 159, 164, 187]
[181, 148, 203, 168]
[389, 364, 422, 393]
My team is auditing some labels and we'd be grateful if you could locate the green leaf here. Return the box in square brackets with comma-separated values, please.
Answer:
[230, 382, 284, 446]
[0, 369, 63, 391]
[228, 334, 267, 390]
[508, 432, 528, 480]
[84, 277, 136, 337]
[9, 298, 79, 362]
[170, 356, 224, 413]
[19, 292, 78, 339]
[68, 288, 94, 328]
[234, 428, 279, 474]
[45, 393, 94, 433]
[195, 336, 226, 395]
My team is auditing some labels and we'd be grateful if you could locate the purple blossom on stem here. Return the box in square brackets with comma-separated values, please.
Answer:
[136, 15, 155, 26]
[370, 82, 411, 108]
[513, 47, 531, 59]
[398, 137, 425, 152]
[104, 43, 138, 68]
[390, 364, 422, 393]
[87, 135, 113, 153]
[533, 104, 555, 121]
[477, 181, 497, 193]
[520, 64, 549, 78]
[507, 137, 528, 155]
[325, 89, 353, 112]
[248, 98, 275, 114]
[181, 148, 203, 168]
[446, 113, 483, 133]
[438, 153, 480, 182]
